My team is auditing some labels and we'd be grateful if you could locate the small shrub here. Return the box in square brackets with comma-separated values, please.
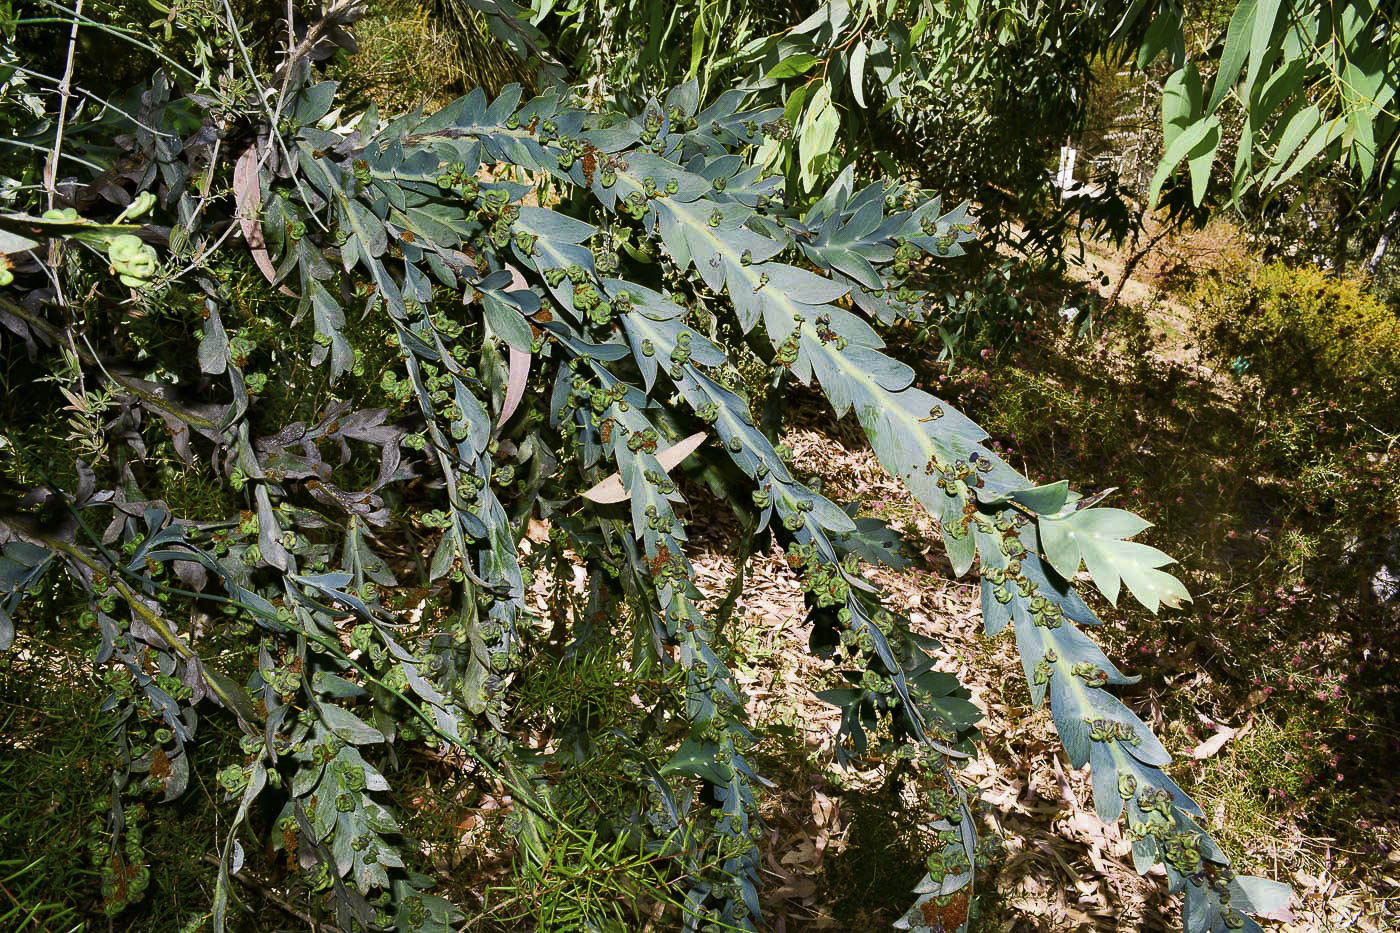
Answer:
[1150, 218, 1254, 297]
[1193, 261, 1400, 427]
[333, 2, 466, 113]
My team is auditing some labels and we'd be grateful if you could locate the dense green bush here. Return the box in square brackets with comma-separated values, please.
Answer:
[1194, 261, 1400, 427]
[0, 2, 1294, 931]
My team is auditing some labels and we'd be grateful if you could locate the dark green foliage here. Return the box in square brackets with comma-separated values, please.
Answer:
[892, 0, 1147, 258]
[1132, 0, 1400, 220]
[0, 2, 1293, 931]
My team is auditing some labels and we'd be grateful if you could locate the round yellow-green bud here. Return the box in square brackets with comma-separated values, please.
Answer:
[119, 191, 157, 221]
[107, 234, 158, 286]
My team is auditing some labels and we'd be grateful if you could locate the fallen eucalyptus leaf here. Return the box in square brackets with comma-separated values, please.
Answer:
[234, 145, 296, 297]
[499, 265, 532, 426]
[582, 431, 707, 503]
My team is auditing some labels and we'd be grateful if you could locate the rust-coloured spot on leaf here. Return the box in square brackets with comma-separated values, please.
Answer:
[582, 144, 598, 186]
[919, 890, 969, 932]
[282, 824, 299, 868]
[149, 746, 171, 781]
[648, 545, 672, 576]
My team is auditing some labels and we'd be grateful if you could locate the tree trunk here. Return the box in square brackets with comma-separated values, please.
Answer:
[1334, 187, 1351, 274]
[1368, 208, 1399, 276]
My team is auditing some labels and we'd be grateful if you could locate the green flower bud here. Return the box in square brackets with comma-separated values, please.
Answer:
[118, 192, 157, 222]
[107, 234, 159, 286]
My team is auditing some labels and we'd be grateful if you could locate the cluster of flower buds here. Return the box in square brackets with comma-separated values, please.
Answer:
[935, 454, 992, 499]
[473, 187, 519, 249]
[1028, 593, 1065, 628]
[622, 189, 648, 219]
[774, 331, 801, 368]
[108, 233, 159, 287]
[1071, 660, 1110, 686]
[582, 378, 628, 415]
[435, 160, 479, 199]
[627, 427, 659, 454]
[379, 368, 414, 405]
[984, 562, 1033, 605]
[668, 330, 693, 379]
[352, 157, 372, 187]
[923, 844, 971, 883]
[892, 237, 919, 277]
[638, 108, 670, 153]
[1161, 829, 1204, 873]
[781, 495, 815, 531]
[572, 281, 612, 325]
[812, 313, 848, 349]
[8, 197, 161, 288]
[644, 504, 676, 535]
[803, 558, 850, 609]
[642, 468, 677, 496]
[667, 104, 699, 134]
[1087, 717, 1142, 746]
[92, 803, 150, 916]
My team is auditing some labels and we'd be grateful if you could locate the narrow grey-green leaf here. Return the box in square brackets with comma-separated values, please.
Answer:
[319, 703, 385, 745]
[482, 292, 534, 352]
[850, 41, 869, 108]
[1207, 0, 1257, 113]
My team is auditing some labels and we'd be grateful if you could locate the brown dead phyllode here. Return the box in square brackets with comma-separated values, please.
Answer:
[149, 746, 171, 781]
[648, 545, 673, 577]
[919, 889, 969, 931]
[581, 143, 599, 187]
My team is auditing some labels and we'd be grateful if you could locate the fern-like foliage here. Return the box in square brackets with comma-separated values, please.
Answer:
[0, 4, 1289, 931]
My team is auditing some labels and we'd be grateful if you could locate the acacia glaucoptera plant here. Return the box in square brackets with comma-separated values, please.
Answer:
[0, 1, 1290, 930]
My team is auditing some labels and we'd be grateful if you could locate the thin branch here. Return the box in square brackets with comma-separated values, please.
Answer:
[0, 295, 219, 431]
[199, 856, 326, 931]
[42, 0, 82, 212]
[1104, 224, 1170, 311]
[0, 137, 103, 172]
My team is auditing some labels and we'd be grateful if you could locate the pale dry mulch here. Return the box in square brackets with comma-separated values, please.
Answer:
[672, 400, 1396, 932]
